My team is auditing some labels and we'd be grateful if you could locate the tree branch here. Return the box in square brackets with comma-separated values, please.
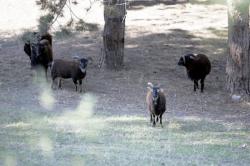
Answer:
[49, 0, 68, 28]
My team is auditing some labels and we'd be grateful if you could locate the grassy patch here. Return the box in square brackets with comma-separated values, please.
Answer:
[1, 108, 250, 166]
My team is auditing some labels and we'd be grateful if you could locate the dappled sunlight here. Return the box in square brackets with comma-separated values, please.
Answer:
[222, 122, 247, 131]
[49, 93, 96, 125]
[126, 44, 139, 49]
[84, 116, 250, 164]
[242, 101, 250, 108]
[179, 116, 202, 121]
[188, 136, 236, 146]
[189, 0, 226, 5]
[3, 155, 17, 166]
[39, 89, 56, 110]
[1, 110, 250, 165]
[38, 135, 54, 157]
[127, 3, 227, 35]
[32, 68, 56, 111]
[168, 121, 182, 130]
[2, 122, 31, 129]
[71, 156, 86, 166]
[46, 93, 106, 139]
[0, 93, 105, 163]
[191, 29, 227, 39]
[104, 115, 146, 122]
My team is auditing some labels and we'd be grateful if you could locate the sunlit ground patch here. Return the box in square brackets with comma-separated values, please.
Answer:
[30, 67, 57, 110]
[3, 155, 17, 166]
[39, 89, 55, 110]
[2, 122, 31, 129]
[38, 135, 54, 157]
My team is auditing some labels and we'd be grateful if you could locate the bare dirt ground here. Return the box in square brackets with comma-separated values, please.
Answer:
[1, 0, 250, 165]
[1, 0, 249, 125]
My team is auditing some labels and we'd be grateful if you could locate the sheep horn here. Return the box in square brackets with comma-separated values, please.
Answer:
[189, 54, 196, 59]
[73, 55, 80, 60]
[147, 82, 153, 88]
[182, 55, 186, 64]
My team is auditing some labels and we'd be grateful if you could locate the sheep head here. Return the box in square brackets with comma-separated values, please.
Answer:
[147, 82, 163, 106]
[79, 58, 88, 73]
[30, 39, 50, 68]
[178, 54, 196, 66]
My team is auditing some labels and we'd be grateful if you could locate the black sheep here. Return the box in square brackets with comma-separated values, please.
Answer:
[178, 53, 211, 92]
[23, 32, 53, 80]
[51, 58, 88, 92]
[24, 32, 52, 57]
[146, 82, 166, 127]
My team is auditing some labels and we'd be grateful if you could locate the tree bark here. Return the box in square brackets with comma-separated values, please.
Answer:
[103, 0, 126, 70]
[226, 0, 250, 94]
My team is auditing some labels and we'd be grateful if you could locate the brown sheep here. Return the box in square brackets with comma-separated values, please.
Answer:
[51, 58, 88, 92]
[146, 82, 166, 127]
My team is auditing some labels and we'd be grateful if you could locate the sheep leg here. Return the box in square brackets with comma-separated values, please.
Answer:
[194, 80, 199, 91]
[73, 79, 78, 92]
[152, 114, 156, 127]
[193, 81, 196, 91]
[79, 79, 83, 93]
[45, 68, 48, 82]
[150, 113, 153, 123]
[51, 77, 56, 90]
[160, 114, 163, 128]
[200, 78, 205, 93]
[58, 78, 62, 89]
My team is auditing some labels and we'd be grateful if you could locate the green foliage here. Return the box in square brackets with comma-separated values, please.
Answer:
[21, 30, 36, 43]
[38, 14, 55, 33]
[36, 0, 68, 14]
[75, 19, 86, 31]
[35, 0, 97, 33]
[75, 19, 99, 31]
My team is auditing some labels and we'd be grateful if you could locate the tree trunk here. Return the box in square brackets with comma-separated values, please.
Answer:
[103, 0, 126, 70]
[226, 0, 250, 94]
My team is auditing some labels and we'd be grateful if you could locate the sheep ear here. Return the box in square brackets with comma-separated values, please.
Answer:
[189, 55, 195, 60]
[73, 56, 80, 60]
